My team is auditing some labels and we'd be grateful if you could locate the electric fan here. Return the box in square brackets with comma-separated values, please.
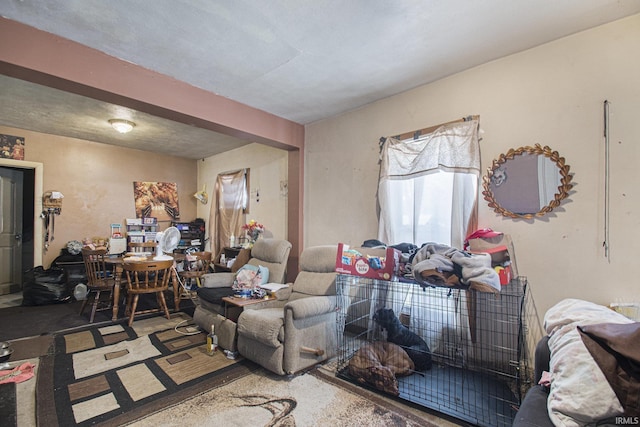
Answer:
[154, 226, 181, 260]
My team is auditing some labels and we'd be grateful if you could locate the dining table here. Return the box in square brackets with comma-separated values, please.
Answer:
[104, 254, 181, 321]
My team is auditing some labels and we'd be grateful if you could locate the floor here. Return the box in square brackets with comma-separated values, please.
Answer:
[0, 290, 468, 426]
[0, 292, 22, 309]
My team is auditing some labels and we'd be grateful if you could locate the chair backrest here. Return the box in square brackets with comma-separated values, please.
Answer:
[289, 245, 338, 301]
[128, 241, 157, 253]
[246, 238, 292, 284]
[123, 259, 173, 292]
[81, 247, 110, 287]
[184, 251, 212, 273]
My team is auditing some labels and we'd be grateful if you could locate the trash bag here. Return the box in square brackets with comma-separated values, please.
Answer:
[22, 266, 72, 306]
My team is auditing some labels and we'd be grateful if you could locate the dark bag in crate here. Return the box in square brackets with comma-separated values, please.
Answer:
[22, 266, 72, 306]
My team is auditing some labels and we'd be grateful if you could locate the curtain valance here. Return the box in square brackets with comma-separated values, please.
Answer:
[380, 119, 480, 180]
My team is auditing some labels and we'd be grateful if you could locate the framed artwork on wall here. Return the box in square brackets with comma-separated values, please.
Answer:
[0, 134, 25, 160]
[133, 181, 180, 221]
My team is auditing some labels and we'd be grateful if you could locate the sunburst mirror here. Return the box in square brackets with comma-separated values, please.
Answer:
[482, 144, 573, 219]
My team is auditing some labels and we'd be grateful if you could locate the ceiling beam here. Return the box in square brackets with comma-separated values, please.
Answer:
[0, 17, 304, 151]
[0, 16, 305, 263]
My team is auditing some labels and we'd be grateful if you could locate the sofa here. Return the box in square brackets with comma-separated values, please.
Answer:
[192, 238, 292, 352]
[513, 299, 640, 427]
[512, 336, 554, 427]
[236, 245, 339, 375]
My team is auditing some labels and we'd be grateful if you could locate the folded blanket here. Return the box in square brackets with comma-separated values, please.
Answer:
[412, 242, 500, 292]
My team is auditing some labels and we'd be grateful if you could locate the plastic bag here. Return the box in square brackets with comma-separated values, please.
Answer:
[22, 266, 72, 306]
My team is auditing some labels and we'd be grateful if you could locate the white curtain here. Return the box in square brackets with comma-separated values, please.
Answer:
[377, 119, 480, 249]
[209, 169, 246, 258]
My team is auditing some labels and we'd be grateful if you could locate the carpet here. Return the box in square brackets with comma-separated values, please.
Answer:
[0, 296, 196, 341]
[36, 313, 258, 427]
[126, 364, 462, 427]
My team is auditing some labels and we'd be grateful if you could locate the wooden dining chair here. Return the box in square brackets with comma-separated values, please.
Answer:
[128, 241, 157, 254]
[122, 259, 174, 326]
[81, 247, 116, 323]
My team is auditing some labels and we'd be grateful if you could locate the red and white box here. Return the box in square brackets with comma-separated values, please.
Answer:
[469, 244, 513, 285]
[335, 243, 400, 280]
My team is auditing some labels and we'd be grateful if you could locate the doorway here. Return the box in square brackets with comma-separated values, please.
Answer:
[0, 159, 43, 295]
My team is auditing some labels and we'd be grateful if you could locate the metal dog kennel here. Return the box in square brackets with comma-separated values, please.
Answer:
[335, 274, 534, 427]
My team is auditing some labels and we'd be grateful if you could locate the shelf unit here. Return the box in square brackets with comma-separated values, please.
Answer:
[171, 219, 205, 252]
[125, 217, 158, 246]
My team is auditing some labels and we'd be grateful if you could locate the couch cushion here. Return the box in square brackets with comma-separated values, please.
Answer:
[201, 272, 234, 288]
[250, 239, 291, 264]
[237, 308, 284, 348]
[247, 239, 292, 284]
[291, 271, 337, 298]
[299, 245, 338, 273]
[289, 245, 338, 298]
[578, 322, 640, 416]
[197, 286, 234, 305]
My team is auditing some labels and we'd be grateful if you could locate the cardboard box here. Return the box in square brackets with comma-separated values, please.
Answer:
[470, 245, 509, 264]
[494, 264, 512, 285]
[468, 234, 518, 278]
[335, 243, 400, 280]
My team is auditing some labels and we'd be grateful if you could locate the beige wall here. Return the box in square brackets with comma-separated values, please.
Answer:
[0, 126, 197, 267]
[197, 143, 288, 249]
[304, 14, 640, 323]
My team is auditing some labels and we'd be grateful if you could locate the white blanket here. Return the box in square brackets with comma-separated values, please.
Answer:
[544, 298, 633, 426]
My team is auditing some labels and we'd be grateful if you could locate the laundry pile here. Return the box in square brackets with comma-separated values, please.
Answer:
[411, 243, 501, 292]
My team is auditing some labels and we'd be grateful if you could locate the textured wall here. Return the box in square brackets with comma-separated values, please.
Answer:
[304, 14, 640, 323]
[197, 143, 288, 249]
[0, 126, 197, 267]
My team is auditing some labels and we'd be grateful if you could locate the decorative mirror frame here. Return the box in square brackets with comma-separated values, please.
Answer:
[482, 144, 573, 219]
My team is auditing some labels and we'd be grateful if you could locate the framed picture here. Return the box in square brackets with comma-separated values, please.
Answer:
[133, 181, 180, 221]
[0, 134, 25, 160]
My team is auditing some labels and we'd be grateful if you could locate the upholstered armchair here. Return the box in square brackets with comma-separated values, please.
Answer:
[236, 245, 339, 375]
[192, 238, 292, 351]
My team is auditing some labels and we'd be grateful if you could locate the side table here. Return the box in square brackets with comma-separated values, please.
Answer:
[222, 295, 276, 322]
[213, 247, 251, 272]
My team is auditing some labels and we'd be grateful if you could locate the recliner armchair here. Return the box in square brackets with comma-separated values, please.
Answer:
[236, 245, 339, 375]
[193, 238, 292, 352]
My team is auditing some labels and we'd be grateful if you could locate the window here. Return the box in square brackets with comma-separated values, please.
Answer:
[209, 169, 249, 256]
[377, 119, 480, 249]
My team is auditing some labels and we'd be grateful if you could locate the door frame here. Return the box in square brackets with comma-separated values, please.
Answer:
[0, 159, 43, 267]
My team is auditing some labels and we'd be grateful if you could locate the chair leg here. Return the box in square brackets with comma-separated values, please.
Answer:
[79, 292, 90, 315]
[128, 295, 139, 327]
[158, 292, 171, 320]
[125, 293, 132, 316]
[89, 290, 101, 323]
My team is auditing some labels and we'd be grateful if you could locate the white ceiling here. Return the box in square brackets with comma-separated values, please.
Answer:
[1, 0, 639, 159]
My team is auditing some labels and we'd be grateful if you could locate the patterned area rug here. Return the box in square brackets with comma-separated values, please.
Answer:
[128, 364, 458, 427]
[36, 313, 257, 426]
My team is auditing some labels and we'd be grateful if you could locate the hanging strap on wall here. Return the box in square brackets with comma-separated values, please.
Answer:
[603, 100, 611, 262]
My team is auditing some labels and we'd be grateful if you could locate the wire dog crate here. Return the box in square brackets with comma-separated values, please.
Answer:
[335, 274, 532, 427]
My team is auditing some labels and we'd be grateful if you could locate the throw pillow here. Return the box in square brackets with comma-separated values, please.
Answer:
[232, 264, 269, 291]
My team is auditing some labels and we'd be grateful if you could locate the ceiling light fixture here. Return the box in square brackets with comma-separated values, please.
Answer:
[108, 119, 136, 134]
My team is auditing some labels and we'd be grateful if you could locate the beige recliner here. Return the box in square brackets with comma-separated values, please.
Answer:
[236, 245, 339, 375]
[193, 238, 292, 351]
